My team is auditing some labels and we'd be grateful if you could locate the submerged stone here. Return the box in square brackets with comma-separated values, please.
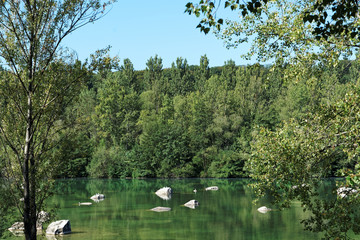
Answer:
[150, 207, 171, 212]
[205, 186, 219, 191]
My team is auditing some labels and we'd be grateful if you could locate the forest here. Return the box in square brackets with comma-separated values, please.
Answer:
[2, 53, 360, 238]
[39, 55, 359, 179]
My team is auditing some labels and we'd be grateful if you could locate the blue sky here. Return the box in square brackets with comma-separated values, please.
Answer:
[62, 0, 254, 70]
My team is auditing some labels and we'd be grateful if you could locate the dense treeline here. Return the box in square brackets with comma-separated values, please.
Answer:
[47, 55, 360, 179]
[1, 55, 359, 239]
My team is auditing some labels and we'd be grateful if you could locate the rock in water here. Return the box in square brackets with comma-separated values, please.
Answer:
[46, 220, 71, 235]
[8, 219, 43, 236]
[155, 187, 172, 200]
[90, 193, 105, 200]
[150, 206, 171, 212]
[184, 199, 199, 209]
[205, 186, 219, 191]
[155, 187, 172, 195]
[257, 206, 271, 214]
[8, 210, 48, 235]
[8, 222, 23, 236]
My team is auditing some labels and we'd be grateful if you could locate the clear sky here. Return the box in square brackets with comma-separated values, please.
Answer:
[62, 0, 255, 70]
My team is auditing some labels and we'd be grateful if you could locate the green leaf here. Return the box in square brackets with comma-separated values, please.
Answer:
[185, 2, 193, 8]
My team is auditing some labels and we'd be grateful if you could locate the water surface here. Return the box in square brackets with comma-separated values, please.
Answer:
[42, 179, 323, 239]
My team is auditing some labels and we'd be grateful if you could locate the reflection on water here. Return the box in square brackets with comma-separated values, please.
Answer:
[35, 179, 323, 239]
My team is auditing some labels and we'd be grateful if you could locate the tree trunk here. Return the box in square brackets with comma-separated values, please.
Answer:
[23, 90, 37, 240]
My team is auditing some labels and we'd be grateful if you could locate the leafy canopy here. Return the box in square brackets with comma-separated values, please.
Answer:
[185, 0, 360, 63]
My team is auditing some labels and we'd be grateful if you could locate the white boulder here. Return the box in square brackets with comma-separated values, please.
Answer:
[8, 211, 48, 236]
[46, 220, 71, 235]
[155, 187, 172, 195]
[90, 193, 105, 199]
[205, 186, 219, 191]
[150, 206, 171, 212]
[184, 199, 199, 209]
[90, 193, 105, 202]
[8, 222, 25, 236]
[8, 222, 42, 236]
[257, 206, 271, 214]
[155, 187, 172, 200]
[79, 202, 92, 206]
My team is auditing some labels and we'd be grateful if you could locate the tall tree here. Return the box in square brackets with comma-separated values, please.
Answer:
[144, 55, 164, 90]
[95, 71, 140, 149]
[194, 55, 210, 92]
[0, 0, 112, 239]
[169, 57, 194, 96]
[221, 59, 237, 90]
[119, 58, 141, 92]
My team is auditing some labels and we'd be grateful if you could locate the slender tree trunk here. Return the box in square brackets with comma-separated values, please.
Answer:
[23, 89, 37, 240]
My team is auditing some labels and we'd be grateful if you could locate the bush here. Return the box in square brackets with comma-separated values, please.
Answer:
[87, 142, 131, 178]
[207, 150, 248, 178]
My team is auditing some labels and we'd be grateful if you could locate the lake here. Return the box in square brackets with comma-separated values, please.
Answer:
[20, 178, 323, 240]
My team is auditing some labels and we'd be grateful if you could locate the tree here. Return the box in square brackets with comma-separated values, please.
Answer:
[95, 70, 140, 149]
[0, 0, 112, 239]
[120, 58, 141, 93]
[249, 85, 360, 238]
[144, 55, 164, 90]
[185, 0, 360, 64]
[221, 59, 237, 90]
[185, 0, 360, 43]
[186, 0, 360, 238]
[53, 88, 98, 178]
[169, 57, 194, 96]
[194, 55, 210, 92]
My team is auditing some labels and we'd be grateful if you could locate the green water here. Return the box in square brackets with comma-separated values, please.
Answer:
[38, 178, 322, 240]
